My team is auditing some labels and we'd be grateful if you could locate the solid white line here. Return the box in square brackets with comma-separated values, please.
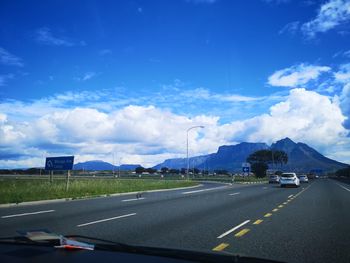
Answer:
[77, 213, 136, 227]
[217, 220, 250, 239]
[122, 198, 145, 202]
[1, 210, 55, 219]
[182, 186, 226, 195]
[336, 183, 350, 192]
[229, 192, 240, 196]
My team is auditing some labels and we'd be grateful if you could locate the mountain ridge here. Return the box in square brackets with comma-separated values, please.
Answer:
[154, 138, 348, 172]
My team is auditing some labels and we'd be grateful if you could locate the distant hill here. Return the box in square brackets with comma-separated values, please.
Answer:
[153, 138, 348, 172]
[271, 138, 347, 172]
[153, 142, 269, 171]
[73, 160, 140, 171]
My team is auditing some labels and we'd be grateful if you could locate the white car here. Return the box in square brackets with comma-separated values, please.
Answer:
[298, 174, 309, 183]
[280, 173, 300, 188]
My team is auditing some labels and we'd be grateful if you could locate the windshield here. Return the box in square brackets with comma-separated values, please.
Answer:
[281, 174, 295, 178]
[1, 1, 350, 263]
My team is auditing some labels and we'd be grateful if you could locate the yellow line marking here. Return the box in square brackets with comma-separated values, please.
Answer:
[253, 219, 263, 225]
[213, 243, 229, 251]
[278, 205, 284, 208]
[212, 243, 229, 252]
[264, 213, 272, 217]
[272, 208, 278, 212]
[235, 228, 250, 237]
[283, 202, 288, 205]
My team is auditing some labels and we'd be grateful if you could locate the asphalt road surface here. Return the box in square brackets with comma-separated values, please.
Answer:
[1, 179, 349, 263]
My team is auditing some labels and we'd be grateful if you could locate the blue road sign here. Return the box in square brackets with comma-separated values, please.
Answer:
[45, 156, 74, 171]
[242, 167, 250, 173]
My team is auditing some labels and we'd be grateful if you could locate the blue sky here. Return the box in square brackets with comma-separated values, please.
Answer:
[0, 0, 350, 168]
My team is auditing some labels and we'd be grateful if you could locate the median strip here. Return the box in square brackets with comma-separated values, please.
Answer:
[1, 209, 55, 218]
[77, 213, 136, 227]
[217, 220, 250, 239]
[212, 243, 229, 252]
[234, 228, 250, 237]
[253, 219, 263, 225]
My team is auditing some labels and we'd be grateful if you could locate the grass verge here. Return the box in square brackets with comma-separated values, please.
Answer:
[0, 178, 198, 204]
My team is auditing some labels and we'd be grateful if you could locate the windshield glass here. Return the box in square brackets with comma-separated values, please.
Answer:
[282, 174, 295, 178]
[1, 1, 350, 263]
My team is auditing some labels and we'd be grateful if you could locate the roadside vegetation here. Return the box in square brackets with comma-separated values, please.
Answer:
[0, 178, 197, 204]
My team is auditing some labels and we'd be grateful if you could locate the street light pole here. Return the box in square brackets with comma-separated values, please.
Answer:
[186, 125, 205, 180]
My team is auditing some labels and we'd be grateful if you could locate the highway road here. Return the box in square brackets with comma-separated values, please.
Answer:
[1, 179, 349, 263]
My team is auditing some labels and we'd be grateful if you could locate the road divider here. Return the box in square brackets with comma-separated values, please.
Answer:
[253, 219, 263, 225]
[77, 213, 136, 227]
[212, 243, 229, 252]
[1, 209, 55, 218]
[234, 228, 250, 237]
[217, 219, 250, 239]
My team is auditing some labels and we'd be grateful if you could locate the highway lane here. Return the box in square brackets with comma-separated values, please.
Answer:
[0, 179, 349, 263]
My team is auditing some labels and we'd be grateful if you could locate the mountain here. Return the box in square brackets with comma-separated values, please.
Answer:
[73, 160, 140, 171]
[271, 138, 347, 172]
[153, 142, 269, 171]
[153, 138, 348, 172]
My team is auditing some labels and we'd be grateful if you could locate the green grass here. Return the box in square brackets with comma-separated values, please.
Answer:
[0, 178, 198, 204]
[193, 176, 267, 183]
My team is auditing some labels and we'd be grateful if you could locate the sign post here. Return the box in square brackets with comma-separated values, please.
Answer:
[242, 162, 251, 176]
[45, 156, 74, 191]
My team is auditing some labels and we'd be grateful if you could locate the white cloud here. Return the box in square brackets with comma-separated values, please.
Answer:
[334, 63, 350, 82]
[268, 63, 331, 87]
[75, 72, 97, 81]
[0, 74, 14, 86]
[180, 88, 262, 102]
[279, 21, 300, 35]
[301, 0, 350, 38]
[0, 88, 349, 168]
[35, 27, 85, 47]
[221, 89, 348, 155]
[0, 47, 24, 67]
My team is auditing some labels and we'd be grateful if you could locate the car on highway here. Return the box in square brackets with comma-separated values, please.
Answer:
[298, 175, 309, 183]
[269, 175, 280, 184]
[280, 173, 300, 188]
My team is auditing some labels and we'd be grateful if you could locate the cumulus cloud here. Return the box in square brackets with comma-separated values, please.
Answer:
[268, 63, 331, 87]
[301, 0, 350, 38]
[0, 87, 349, 168]
[224, 88, 347, 147]
[0, 47, 24, 67]
[334, 63, 350, 82]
